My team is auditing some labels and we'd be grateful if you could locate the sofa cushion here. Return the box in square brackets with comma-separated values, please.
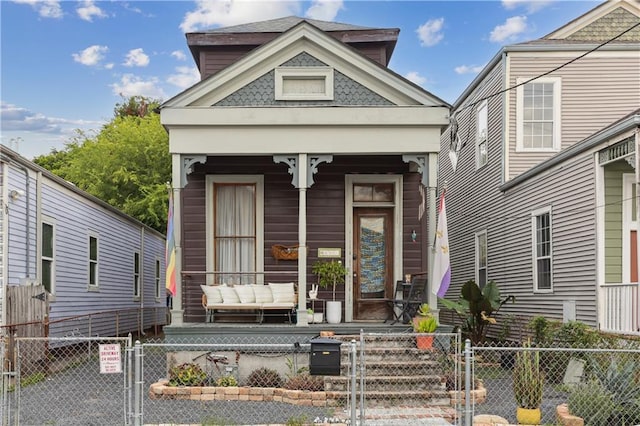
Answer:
[200, 285, 223, 304]
[268, 282, 295, 303]
[234, 285, 256, 303]
[219, 286, 241, 304]
[251, 285, 273, 303]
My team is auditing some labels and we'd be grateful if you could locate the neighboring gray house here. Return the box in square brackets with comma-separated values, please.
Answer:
[0, 146, 167, 337]
[439, 0, 640, 335]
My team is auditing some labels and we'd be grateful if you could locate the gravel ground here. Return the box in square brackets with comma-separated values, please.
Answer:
[11, 347, 339, 426]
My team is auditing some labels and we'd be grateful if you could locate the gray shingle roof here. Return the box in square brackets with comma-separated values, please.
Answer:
[200, 15, 375, 33]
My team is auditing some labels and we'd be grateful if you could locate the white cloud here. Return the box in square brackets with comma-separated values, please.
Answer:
[180, 0, 302, 32]
[416, 18, 444, 47]
[167, 66, 201, 90]
[171, 50, 187, 61]
[13, 0, 63, 18]
[110, 74, 166, 99]
[105, 63, 115, 70]
[454, 65, 484, 75]
[72, 45, 109, 67]
[0, 101, 101, 134]
[123, 48, 150, 67]
[404, 71, 427, 86]
[502, 0, 552, 13]
[76, 0, 107, 22]
[305, 0, 343, 21]
[490, 16, 528, 42]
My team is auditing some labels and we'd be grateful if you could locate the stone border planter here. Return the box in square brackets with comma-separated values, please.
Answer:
[448, 379, 487, 406]
[556, 403, 584, 426]
[149, 380, 329, 407]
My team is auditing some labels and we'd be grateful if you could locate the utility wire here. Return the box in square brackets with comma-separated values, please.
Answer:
[453, 20, 640, 116]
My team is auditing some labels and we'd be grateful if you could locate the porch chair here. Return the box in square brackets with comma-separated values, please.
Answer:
[386, 277, 428, 324]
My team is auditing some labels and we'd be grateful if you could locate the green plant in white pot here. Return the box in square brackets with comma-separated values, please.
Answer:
[312, 259, 347, 324]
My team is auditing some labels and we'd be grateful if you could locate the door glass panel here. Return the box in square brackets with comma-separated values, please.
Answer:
[359, 217, 386, 296]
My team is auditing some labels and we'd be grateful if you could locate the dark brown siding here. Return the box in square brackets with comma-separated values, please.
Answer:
[201, 46, 257, 79]
[181, 155, 426, 322]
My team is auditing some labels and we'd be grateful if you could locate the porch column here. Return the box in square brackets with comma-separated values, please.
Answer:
[170, 154, 205, 326]
[426, 153, 439, 312]
[297, 154, 309, 326]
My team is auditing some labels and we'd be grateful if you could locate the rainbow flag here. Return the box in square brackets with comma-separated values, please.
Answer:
[432, 192, 451, 298]
[165, 190, 176, 296]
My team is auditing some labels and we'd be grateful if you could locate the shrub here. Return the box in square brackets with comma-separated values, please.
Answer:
[247, 367, 283, 388]
[216, 375, 238, 387]
[284, 374, 324, 391]
[568, 381, 616, 426]
[168, 363, 207, 387]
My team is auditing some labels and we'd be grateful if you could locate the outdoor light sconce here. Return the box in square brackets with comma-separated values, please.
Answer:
[9, 189, 24, 201]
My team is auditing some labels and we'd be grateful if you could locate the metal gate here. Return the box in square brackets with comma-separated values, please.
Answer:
[2, 336, 131, 426]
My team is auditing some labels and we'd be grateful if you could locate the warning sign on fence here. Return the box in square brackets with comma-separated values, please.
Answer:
[99, 344, 122, 374]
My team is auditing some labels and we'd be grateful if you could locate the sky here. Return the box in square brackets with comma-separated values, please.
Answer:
[1, 0, 600, 159]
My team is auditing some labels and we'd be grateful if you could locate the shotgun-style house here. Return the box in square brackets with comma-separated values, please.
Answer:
[439, 0, 640, 335]
[0, 146, 168, 337]
[161, 17, 450, 328]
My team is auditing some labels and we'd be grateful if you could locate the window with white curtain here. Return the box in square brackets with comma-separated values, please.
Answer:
[207, 176, 264, 285]
[475, 230, 487, 289]
[476, 101, 488, 168]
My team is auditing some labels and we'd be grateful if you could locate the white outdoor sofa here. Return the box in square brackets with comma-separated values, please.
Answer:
[200, 283, 296, 323]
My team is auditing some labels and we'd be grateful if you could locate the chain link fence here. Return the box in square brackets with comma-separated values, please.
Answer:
[468, 341, 640, 426]
[1, 331, 638, 425]
[2, 336, 131, 426]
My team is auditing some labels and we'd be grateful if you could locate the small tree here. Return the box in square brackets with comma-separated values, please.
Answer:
[438, 280, 515, 344]
[312, 260, 347, 301]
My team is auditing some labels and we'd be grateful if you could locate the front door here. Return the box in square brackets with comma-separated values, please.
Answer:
[353, 208, 393, 320]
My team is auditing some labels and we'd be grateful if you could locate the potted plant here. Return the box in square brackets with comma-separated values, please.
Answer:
[312, 259, 347, 324]
[413, 303, 438, 349]
[513, 339, 544, 424]
[306, 308, 314, 323]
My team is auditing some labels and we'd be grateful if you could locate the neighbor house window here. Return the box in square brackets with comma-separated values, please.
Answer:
[89, 234, 99, 288]
[477, 100, 488, 168]
[155, 259, 161, 299]
[532, 207, 553, 291]
[516, 77, 561, 151]
[475, 230, 487, 289]
[206, 176, 264, 285]
[41, 221, 55, 294]
[133, 252, 140, 298]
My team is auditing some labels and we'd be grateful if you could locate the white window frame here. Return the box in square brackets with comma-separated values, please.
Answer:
[155, 258, 162, 299]
[274, 67, 334, 101]
[88, 233, 99, 290]
[516, 77, 562, 152]
[133, 251, 141, 299]
[40, 217, 56, 295]
[532, 206, 553, 293]
[205, 175, 264, 285]
[622, 174, 637, 283]
[475, 230, 487, 289]
[476, 100, 488, 168]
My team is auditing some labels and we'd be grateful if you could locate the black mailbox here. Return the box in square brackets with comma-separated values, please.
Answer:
[309, 337, 342, 376]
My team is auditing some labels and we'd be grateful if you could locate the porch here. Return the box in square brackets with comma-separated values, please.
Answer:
[163, 321, 414, 344]
[599, 282, 640, 335]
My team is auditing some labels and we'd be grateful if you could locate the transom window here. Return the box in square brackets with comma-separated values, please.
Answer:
[353, 183, 394, 202]
[532, 207, 553, 292]
[516, 77, 561, 151]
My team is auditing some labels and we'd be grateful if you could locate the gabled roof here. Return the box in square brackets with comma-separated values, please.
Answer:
[200, 15, 375, 33]
[165, 21, 448, 109]
[452, 0, 640, 108]
[544, 0, 640, 40]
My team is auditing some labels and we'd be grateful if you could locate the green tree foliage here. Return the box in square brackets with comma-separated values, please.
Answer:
[33, 97, 170, 232]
